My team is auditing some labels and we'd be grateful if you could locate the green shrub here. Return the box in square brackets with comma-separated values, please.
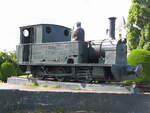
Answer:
[0, 62, 16, 82]
[128, 49, 150, 83]
[0, 51, 23, 76]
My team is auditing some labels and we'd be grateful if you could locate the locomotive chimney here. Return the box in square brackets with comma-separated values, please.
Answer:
[108, 17, 116, 40]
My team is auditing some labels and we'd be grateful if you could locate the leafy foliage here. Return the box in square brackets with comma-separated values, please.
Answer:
[127, 26, 141, 50]
[139, 24, 150, 49]
[0, 51, 22, 82]
[0, 62, 16, 82]
[127, 0, 150, 50]
[128, 49, 150, 83]
[0, 51, 16, 65]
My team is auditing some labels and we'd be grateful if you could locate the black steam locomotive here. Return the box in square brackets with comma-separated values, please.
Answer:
[16, 17, 142, 82]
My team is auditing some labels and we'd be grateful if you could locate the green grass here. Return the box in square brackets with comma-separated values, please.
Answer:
[19, 74, 32, 78]
[47, 84, 60, 89]
[39, 84, 48, 88]
[30, 82, 39, 87]
[73, 88, 81, 90]
[27, 83, 61, 89]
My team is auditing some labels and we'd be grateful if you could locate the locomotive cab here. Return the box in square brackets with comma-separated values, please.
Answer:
[17, 24, 72, 64]
[20, 24, 71, 44]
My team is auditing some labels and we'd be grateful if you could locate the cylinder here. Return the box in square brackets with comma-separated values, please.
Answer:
[108, 17, 116, 40]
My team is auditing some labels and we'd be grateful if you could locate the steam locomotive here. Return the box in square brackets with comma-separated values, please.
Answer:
[16, 17, 142, 82]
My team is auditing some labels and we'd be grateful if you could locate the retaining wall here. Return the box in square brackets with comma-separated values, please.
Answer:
[0, 90, 150, 113]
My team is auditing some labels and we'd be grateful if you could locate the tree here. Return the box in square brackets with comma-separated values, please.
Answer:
[135, 0, 150, 8]
[0, 51, 16, 65]
[127, 0, 150, 50]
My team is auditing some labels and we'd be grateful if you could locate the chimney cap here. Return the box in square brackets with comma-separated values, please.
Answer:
[108, 17, 117, 20]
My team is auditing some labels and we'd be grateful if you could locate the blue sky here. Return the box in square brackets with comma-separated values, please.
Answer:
[0, 0, 131, 51]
